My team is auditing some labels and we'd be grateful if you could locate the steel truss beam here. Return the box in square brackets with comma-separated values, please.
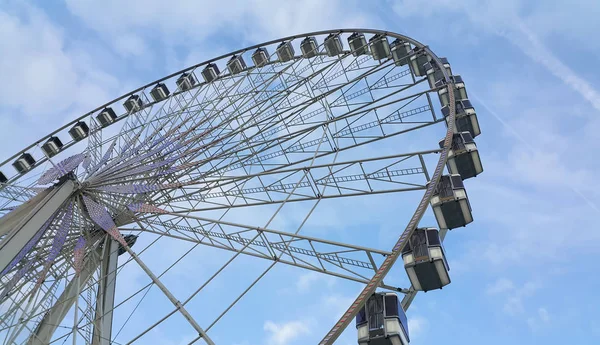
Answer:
[27, 246, 102, 345]
[0, 180, 76, 275]
[92, 237, 119, 345]
[131, 214, 406, 292]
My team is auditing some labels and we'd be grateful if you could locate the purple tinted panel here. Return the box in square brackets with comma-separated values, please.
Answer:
[121, 135, 141, 155]
[73, 236, 86, 274]
[0, 213, 55, 277]
[37, 153, 86, 185]
[98, 181, 181, 194]
[106, 226, 128, 247]
[82, 196, 128, 248]
[34, 265, 51, 290]
[47, 203, 73, 262]
[82, 195, 116, 231]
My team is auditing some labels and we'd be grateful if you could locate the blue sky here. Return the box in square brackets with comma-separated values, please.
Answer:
[1, 0, 600, 344]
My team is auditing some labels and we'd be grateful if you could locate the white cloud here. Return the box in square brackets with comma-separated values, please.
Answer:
[0, 5, 78, 116]
[295, 271, 336, 294]
[322, 294, 356, 322]
[538, 307, 550, 323]
[408, 316, 428, 339]
[113, 32, 150, 58]
[264, 320, 310, 345]
[486, 278, 514, 295]
[504, 22, 600, 112]
[296, 271, 321, 293]
[65, 0, 375, 57]
[527, 307, 550, 331]
[494, 281, 539, 316]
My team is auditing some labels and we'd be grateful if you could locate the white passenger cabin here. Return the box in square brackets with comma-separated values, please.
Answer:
[42, 136, 63, 157]
[276, 41, 295, 62]
[369, 34, 391, 61]
[356, 293, 410, 345]
[227, 55, 247, 75]
[402, 228, 450, 292]
[13, 153, 35, 174]
[150, 83, 170, 102]
[252, 47, 269, 67]
[440, 132, 483, 179]
[348, 32, 369, 57]
[201, 64, 220, 83]
[69, 121, 89, 142]
[300, 36, 319, 58]
[324, 33, 344, 57]
[430, 174, 473, 230]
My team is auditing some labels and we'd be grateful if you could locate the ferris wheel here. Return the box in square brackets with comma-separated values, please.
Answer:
[0, 29, 483, 345]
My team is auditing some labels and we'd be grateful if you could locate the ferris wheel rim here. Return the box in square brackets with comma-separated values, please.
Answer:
[0, 28, 458, 345]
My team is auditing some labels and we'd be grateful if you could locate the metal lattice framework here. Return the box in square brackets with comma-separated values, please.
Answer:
[0, 28, 478, 345]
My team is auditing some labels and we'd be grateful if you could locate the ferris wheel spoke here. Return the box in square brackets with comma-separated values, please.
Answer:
[133, 213, 406, 291]
[156, 151, 434, 212]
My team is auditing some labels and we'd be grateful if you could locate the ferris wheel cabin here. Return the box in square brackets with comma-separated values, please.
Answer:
[177, 72, 197, 91]
[441, 99, 481, 138]
[69, 121, 90, 142]
[325, 33, 344, 57]
[252, 47, 269, 67]
[349, 32, 369, 56]
[124, 95, 144, 113]
[12, 153, 35, 174]
[356, 293, 410, 345]
[439, 132, 483, 179]
[436, 75, 468, 107]
[0, 171, 7, 184]
[276, 41, 295, 62]
[425, 57, 452, 89]
[437, 74, 481, 138]
[430, 174, 473, 230]
[409, 49, 429, 77]
[402, 228, 450, 292]
[390, 39, 411, 66]
[227, 55, 247, 75]
[202, 63, 220, 83]
[97, 107, 118, 127]
[301, 36, 319, 58]
[150, 82, 170, 102]
[41, 136, 64, 157]
[369, 34, 391, 61]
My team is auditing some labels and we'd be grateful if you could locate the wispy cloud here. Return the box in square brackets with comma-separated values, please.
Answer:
[264, 319, 311, 345]
[392, 0, 600, 113]
[505, 21, 600, 112]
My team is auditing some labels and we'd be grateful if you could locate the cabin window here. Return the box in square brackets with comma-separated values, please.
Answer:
[384, 295, 399, 317]
[410, 231, 428, 259]
[367, 296, 384, 330]
[427, 230, 441, 246]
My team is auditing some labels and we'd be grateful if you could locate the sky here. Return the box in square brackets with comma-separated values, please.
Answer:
[1, 0, 600, 344]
